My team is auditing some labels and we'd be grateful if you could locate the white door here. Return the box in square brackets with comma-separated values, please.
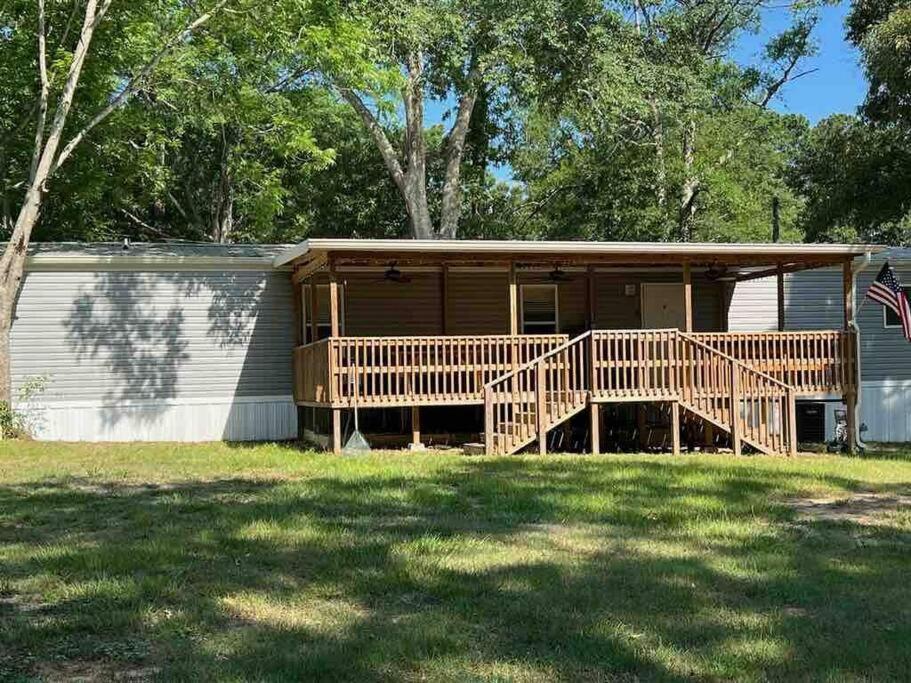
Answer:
[641, 283, 686, 329]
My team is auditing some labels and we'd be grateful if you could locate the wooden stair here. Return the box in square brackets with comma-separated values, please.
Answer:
[483, 330, 798, 456]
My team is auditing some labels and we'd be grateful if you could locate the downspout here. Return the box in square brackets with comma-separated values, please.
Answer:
[850, 251, 873, 450]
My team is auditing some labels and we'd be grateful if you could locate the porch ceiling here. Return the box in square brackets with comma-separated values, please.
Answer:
[276, 238, 886, 279]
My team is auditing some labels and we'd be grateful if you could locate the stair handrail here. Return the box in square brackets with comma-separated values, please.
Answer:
[482, 330, 594, 392]
[678, 331, 796, 455]
[484, 330, 593, 454]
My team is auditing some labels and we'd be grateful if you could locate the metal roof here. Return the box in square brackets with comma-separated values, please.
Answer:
[25, 241, 292, 270]
[273, 238, 888, 267]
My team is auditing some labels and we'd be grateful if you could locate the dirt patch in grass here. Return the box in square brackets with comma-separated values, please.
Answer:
[35, 660, 158, 683]
[788, 492, 911, 525]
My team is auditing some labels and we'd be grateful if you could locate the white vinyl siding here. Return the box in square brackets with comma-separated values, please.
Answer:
[11, 267, 296, 441]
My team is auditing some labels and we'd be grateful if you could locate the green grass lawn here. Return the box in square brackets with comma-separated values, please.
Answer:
[1, 443, 910, 681]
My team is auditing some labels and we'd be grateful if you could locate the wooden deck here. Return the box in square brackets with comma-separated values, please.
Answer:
[293, 329, 855, 456]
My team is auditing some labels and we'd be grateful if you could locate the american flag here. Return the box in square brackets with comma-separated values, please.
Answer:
[866, 262, 911, 341]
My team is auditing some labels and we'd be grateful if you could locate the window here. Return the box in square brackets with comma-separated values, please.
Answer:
[884, 286, 911, 328]
[302, 284, 345, 343]
[521, 284, 558, 334]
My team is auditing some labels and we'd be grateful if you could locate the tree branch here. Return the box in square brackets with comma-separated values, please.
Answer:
[439, 67, 480, 239]
[51, 0, 231, 174]
[28, 0, 50, 188]
[338, 86, 406, 193]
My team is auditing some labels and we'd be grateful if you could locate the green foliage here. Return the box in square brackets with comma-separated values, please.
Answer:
[1, 0, 897, 245]
[785, 0, 911, 244]
[0, 375, 48, 439]
[789, 114, 911, 243]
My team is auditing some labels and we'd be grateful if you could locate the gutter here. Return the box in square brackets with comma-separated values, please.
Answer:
[850, 251, 873, 451]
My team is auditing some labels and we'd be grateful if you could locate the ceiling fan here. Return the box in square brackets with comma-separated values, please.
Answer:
[547, 266, 572, 283]
[379, 262, 412, 283]
[704, 263, 728, 281]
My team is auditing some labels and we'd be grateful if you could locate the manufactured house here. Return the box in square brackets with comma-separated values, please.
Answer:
[11, 239, 882, 454]
[730, 247, 911, 442]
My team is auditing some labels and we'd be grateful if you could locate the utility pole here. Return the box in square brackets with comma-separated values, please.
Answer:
[772, 196, 784, 331]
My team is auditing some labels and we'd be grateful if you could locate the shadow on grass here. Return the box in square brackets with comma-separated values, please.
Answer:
[1, 458, 910, 680]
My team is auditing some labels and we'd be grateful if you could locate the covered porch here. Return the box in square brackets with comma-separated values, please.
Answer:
[275, 239, 880, 455]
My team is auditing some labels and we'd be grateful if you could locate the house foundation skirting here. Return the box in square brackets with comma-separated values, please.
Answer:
[15, 395, 297, 442]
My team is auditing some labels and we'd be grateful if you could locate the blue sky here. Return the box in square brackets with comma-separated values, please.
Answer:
[734, 0, 866, 123]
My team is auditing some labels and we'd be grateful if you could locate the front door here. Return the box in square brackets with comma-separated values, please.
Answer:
[641, 283, 686, 329]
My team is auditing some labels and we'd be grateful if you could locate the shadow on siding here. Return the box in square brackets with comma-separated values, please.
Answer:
[62, 270, 289, 435]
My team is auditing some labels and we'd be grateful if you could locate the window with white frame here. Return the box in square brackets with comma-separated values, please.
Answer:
[302, 284, 345, 343]
[883, 285, 911, 328]
[521, 284, 558, 334]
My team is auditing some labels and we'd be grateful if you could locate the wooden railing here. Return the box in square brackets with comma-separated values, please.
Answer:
[591, 329, 679, 400]
[587, 329, 796, 455]
[293, 334, 568, 407]
[484, 332, 592, 456]
[678, 333, 796, 456]
[692, 331, 854, 395]
[293, 339, 332, 404]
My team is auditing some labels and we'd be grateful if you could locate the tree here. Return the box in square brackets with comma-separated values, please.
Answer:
[321, 0, 609, 239]
[506, 0, 818, 243]
[783, 0, 911, 245]
[789, 114, 911, 244]
[848, 0, 911, 126]
[0, 0, 235, 405]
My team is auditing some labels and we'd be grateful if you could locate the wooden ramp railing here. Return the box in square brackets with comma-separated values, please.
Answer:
[484, 331, 592, 456]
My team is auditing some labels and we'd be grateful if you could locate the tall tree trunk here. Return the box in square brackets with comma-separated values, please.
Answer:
[678, 118, 698, 242]
[0, 0, 104, 404]
[401, 52, 435, 239]
[439, 79, 478, 239]
[211, 128, 234, 243]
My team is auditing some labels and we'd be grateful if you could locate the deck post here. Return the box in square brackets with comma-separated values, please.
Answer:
[411, 406, 423, 449]
[441, 265, 449, 334]
[843, 260, 857, 453]
[730, 364, 742, 456]
[331, 408, 342, 455]
[671, 401, 680, 455]
[777, 264, 786, 332]
[309, 278, 319, 343]
[590, 402, 600, 455]
[682, 262, 693, 332]
[328, 266, 340, 338]
[292, 276, 303, 347]
[536, 362, 547, 455]
[786, 387, 797, 456]
[587, 265, 596, 329]
[509, 261, 518, 336]
[484, 386, 494, 455]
